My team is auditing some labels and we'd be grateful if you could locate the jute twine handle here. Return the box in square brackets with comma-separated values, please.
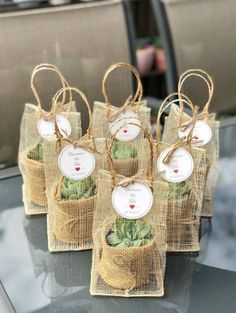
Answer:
[31, 63, 72, 111]
[53, 86, 98, 154]
[106, 120, 153, 190]
[102, 62, 143, 121]
[156, 93, 198, 164]
[178, 69, 214, 119]
[156, 92, 194, 144]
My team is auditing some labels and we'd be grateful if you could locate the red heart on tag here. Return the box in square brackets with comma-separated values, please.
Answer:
[123, 129, 128, 133]
[174, 169, 178, 174]
[75, 167, 80, 172]
[130, 204, 135, 209]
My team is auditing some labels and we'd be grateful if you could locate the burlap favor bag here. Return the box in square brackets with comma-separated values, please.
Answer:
[162, 70, 219, 217]
[92, 62, 151, 139]
[140, 97, 207, 252]
[44, 86, 107, 252]
[18, 64, 79, 216]
[90, 124, 168, 297]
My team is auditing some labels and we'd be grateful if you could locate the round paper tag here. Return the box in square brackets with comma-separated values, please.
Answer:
[157, 147, 194, 183]
[58, 145, 96, 180]
[109, 110, 141, 141]
[112, 182, 153, 220]
[178, 120, 212, 146]
[37, 114, 71, 141]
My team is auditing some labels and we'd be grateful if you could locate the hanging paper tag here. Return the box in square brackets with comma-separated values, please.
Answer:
[37, 114, 71, 141]
[58, 145, 96, 180]
[109, 110, 141, 141]
[157, 147, 194, 183]
[112, 182, 153, 219]
[178, 120, 212, 146]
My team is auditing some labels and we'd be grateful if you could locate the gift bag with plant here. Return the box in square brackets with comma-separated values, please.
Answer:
[90, 124, 169, 297]
[44, 86, 106, 252]
[18, 64, 81, 215]
[92, 62, 151, 139]
[162, 70, 219, 217]
[140, 95, 208, 252]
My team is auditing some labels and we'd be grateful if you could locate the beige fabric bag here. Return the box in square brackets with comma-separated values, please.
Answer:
[18, 64, 79, 216]
[90, 125, 168, 297]
[162, 70, 219, 217]
[92, 62, 151, 139]
[140, 96, 207, 252]
[45, 87, 106, 252]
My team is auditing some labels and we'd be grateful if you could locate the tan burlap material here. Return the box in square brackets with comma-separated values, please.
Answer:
[139, 96, 207, 252]
[45, 86, 106, 252]
[162, 70, 219, 217]
[18, 64, 79, 215]
[92, 62, 151, 138]
[90, 125, 169, 297]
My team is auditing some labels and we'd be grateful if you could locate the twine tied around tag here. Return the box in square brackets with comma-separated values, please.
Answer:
[162, 137, 188, 165]
[102, 62, 143, 121]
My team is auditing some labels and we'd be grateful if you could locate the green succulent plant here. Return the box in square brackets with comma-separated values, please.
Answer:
[106, 218, 152, 248]
[27, 140, 43, 163]
[61, 176, 96, 201]
[111, 142, 137, 160]
[168, 182, 191, 200]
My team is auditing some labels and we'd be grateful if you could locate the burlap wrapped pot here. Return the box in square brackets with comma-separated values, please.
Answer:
[162, 70, 219, 217]
[53, 176, 95, 244]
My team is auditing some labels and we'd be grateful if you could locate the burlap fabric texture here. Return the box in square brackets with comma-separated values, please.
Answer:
[90, 124, 169, 297]
[92, 62, 151, 139]
[44, 86, 106, 252]
[162, 70, 219, 217]
[139, 96, 207, 252]
[18, 64, 79, 215]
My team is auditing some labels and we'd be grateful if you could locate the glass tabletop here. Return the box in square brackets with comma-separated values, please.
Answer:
[1, 119, 236, 313]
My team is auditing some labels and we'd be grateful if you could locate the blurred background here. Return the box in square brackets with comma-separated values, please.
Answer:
[0, 0, 236, 170]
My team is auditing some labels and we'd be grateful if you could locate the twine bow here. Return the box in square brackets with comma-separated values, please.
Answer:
[117, 169, 145, 187]
[107, 95, 139, 122]
[178, 108, 208, 132]
[162, 137, 188, 165]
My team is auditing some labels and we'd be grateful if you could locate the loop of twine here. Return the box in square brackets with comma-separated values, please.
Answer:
[102, 62, 143, 121]
[107, 95, 139, 122]
[31, 64, 72, 120]
[178, 69, 214, 117]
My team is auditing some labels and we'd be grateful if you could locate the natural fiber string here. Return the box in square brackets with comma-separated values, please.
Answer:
[31, 64, 72, 121]
[53, 86, 99, 155]
[102, 63, 143, 121]
[178, 69, 214, 125]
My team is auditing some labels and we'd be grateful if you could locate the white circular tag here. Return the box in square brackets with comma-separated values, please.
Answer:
[112, 182, 153, 220]
[178, 120, 212, 146]
[58, 145, 96, 180]
[37, 114, 71, 141]
[157, 147, 194, 183]
[109, 110, 141, 141]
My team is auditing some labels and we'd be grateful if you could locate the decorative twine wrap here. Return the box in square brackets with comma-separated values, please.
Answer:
[92, 62, 151, 138]
[139, 95, 207, 252]
[162, 70, 219, 217]
[90, 123, 169, 297]
[18, 64, 79, 215]
[44, 86, 107, 252]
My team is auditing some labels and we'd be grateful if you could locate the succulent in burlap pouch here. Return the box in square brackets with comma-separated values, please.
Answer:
[90, 124, 168, 297]
[92, 62, 151, 139]
[18, 64, 80, 216]
[162, 70, 219, 217]
[44, 87, 107, 252]
[140, 97, 207, 252]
